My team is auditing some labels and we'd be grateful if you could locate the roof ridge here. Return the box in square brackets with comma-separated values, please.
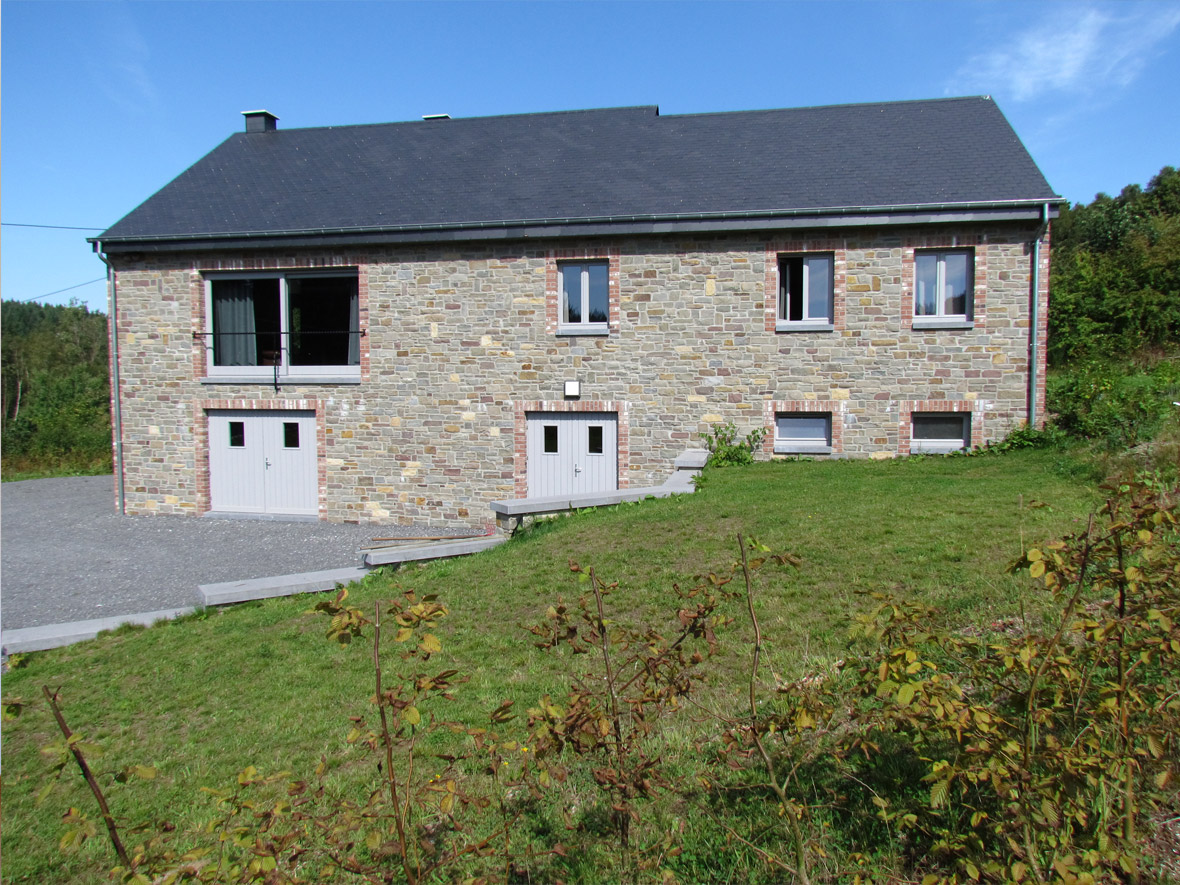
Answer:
[259, 105, 661, 135]
[658, 95, 994, 121]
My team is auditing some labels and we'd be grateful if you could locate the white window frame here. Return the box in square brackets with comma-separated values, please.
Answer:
[913, 249, 974, 329]
[911, 413, 971, 454]
[777, 253, 834, 332]
[774, 412, 833, 454]
[558, 261, 610, 336]
[204, 271, 360, 382]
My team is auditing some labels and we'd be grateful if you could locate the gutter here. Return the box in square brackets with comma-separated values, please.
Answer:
[1029, 202, 1051, 426]
[96, 249, 126, 515]
[90, 198, 1066, 252]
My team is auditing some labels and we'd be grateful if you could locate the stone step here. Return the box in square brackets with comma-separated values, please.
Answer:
[199, 566, 371, 606]
[2, 607, 197, 655]
[363, 536, 505, 567]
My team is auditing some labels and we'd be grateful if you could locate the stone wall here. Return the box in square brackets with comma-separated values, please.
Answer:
[107, 222, 1048, 527]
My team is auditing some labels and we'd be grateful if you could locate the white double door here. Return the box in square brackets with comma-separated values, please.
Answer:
[526, 412, 618, 498]
[208, 410, 317, 516]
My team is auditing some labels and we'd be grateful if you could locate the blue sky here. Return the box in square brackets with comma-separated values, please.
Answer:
[2, 0, 1178, 312]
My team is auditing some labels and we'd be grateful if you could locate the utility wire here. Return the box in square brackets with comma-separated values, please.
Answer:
[15, 277, 108, 303]
[2, 222, 106, 231]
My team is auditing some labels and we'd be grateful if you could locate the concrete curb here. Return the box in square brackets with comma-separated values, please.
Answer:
[199, 566, 372, 606]
[1, 607, 197, 654]
[363, 536, 505, 567]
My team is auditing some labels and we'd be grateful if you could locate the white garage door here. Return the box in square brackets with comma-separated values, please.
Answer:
[208, 410, 318, 516]
[526, 412, 618, 498]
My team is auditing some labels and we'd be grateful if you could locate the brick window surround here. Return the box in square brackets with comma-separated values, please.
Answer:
[194, 398, 328, 517]
[545, 248, 621, 334]
[897, 400, 983, 454]
[764, 241, 847, 332]
[190, 259, 370, 381]
[901, 238, 987, 330]
[512, 399, 630, 497]
[762, 400, 844, 455]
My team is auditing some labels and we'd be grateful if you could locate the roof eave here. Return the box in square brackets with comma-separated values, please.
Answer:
[92, 199, 1064, 254]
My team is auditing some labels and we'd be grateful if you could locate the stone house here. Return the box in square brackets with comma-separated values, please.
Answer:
[92, 97, 1061, 528]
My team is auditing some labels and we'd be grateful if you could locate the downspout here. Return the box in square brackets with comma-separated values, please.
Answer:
[96, 245, 126, 515]
[1029, 203, 1050, 427]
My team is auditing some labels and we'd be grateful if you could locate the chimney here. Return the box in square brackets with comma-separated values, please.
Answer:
[242, 110, 279, 133]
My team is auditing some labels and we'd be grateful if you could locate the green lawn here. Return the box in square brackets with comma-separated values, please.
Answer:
[0, 451, 1100, 883]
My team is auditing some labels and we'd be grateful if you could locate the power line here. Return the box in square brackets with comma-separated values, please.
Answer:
[2, 222, 106, 231]
[15, 277, 107, 303]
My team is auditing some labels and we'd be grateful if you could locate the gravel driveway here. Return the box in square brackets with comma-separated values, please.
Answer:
[0, 475, 406, 631]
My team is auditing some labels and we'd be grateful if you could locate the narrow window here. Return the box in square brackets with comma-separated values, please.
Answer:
[558, 261, 610, 331]
[778, 254, 834, 328]
[588, 425, 604, 454]
[543, 425, 559, 454]
[912, 413, 971, 453]
[914, 250, 973, 322]
[283, 422, 300, 448]
[229, 421, 245, 448]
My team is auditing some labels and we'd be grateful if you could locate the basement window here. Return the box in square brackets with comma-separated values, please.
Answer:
[774, 413, 833, 454]
[911, 413, 971, 453]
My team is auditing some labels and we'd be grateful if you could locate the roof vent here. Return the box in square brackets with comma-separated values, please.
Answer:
[421, 114, 451, 121]
[242, 110, 279, 133]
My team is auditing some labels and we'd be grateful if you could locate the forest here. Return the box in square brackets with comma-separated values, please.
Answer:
[1, 299, 112, 477]
[1, 165, 1177, 479]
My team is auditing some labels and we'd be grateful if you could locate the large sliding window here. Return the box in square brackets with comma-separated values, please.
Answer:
[207, 272, 360, 378]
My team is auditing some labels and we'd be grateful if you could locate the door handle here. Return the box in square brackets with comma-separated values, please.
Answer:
[265, 458, 272, 469]
[574, 464, 582, 476]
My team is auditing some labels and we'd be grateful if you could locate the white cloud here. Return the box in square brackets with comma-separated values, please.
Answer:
[949, 3, 1180, 102]
[89, 2, 160, 115]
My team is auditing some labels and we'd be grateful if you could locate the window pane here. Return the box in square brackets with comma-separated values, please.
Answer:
[287, 276, 359, 366]
[212, 279, 279, 366]
[543, 425, 558, 453]
[284, 422, 300, 448]
[588, 425, 604, 454]
[229, 421, 245, 448]
[913, 414, 968, 441]
[586, 263, 609, 323]
[780, 257, 803, 322]
[777, 414, 830, 443]
[805, 257, 831, 321]
[561, 266, 582, 324]
[942, 252, 970, 316]
[915, 254, 938, 316]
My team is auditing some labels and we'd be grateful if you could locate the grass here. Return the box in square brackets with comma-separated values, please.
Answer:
[1, 454, 113, 482]
[0, 450, 1101, 883]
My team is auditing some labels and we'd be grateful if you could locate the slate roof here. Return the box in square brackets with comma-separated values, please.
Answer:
[96, 97, 1061, 250]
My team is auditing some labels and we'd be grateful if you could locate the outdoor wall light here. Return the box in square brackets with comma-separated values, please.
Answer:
[564, 380, 581, 399]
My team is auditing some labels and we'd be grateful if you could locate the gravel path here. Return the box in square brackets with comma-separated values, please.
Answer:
[1, 476, 442, 630]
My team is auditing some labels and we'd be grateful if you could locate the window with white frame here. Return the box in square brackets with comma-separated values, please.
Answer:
[559, 261, 609, 334]
[206, 272, 360, 378]
[914, 249, 973, 325]
[778, 254, 834, 330]
[775, 412, 832, 453]
[911, 413, 971, 453]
